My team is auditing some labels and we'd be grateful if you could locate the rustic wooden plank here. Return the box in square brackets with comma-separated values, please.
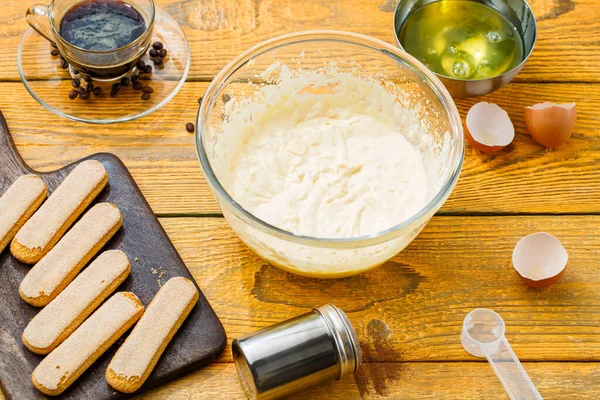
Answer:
[0, 0, 598, 83]
[2, 362, 598, 400]
[161, 215, 600, 363]
[1, 81, 598, 215]
[137, 362, 600, 400]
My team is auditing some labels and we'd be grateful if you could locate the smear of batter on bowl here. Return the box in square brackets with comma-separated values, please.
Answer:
[214, 64, 436, 239]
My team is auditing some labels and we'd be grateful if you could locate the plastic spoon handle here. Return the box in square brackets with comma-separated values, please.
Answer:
[483, 339, 543, 400]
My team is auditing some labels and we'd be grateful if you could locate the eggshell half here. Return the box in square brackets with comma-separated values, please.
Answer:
[465, 102, 514, 152]
[512, 232, 568, 288]
[524, 102, 576, 148]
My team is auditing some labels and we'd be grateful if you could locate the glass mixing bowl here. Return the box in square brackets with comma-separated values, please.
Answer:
[196, 31, 464, 278]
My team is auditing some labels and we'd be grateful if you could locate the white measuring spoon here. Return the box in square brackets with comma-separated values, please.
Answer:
[461, 308, 543, 400]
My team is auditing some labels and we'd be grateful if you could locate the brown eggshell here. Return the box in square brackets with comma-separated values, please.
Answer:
[512, 232, 568, 288]
[524, 102, 576, 148]
[465, 102, 514, 153]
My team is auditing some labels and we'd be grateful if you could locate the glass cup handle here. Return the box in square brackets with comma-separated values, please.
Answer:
[26, 5, 56, 45]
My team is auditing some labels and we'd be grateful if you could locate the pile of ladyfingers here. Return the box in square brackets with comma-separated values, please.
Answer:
[0, 160, 199, 396]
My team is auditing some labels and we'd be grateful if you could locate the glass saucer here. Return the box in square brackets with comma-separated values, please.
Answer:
[17, 5, 190, 124]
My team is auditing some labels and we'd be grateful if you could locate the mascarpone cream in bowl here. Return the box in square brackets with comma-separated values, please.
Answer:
[197, 31, 463, 278]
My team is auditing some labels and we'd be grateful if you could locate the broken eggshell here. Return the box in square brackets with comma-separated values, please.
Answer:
[524, 102, 576, 148]
[465, 102, 514, 152]
[512, 232, 568, 288]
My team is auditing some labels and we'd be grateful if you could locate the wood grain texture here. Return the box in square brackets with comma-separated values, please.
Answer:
[160, 216, 600, 363]
[0, 115, 226, 400]
[0, 0, 598, 82]
[0, 81, 598, 215]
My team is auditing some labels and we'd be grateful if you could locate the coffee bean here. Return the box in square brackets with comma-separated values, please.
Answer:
[186, 123, 194, 133]
[77, 86, 86, 94]
[198, 97, 203, 104]
[137, 59, 146, 69]
[149, 48, 158, 58]
[131, 75, 138, 82]
[121, 77, 131, 86]
[50, 49, 60, 57]
[68, 90, 78, 100]
[141, 93, 151, 100]
[142, 86, 154, 93]
[112, 83, 122, 91]
[143, 65, 152, 74]
[159, 48, 167, 58]
[152, 41, 163, 50]
[222, 93, 231, 103]
[110, 89, 119, 98]
[85, 83, 93, 92]
[83, 76, 92, 83]
[133, 82, 143, 90]
[93, 87, 102, 96]
[71, 78, 80, 88]
[72, 69, 79, 74]
[59, 59, 68, 69]
[153, 57, 162, 65]
[79, 91, 90, 100]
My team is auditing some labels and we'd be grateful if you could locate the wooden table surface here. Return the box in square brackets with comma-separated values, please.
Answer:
[1, 0, 599, 399]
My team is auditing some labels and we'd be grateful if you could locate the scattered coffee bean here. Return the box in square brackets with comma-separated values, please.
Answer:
[137, 59, 146, 69]
[121, 77, 131, 86]
[77, 86, 86, 94]
[110, 89, 119, 98]
[153, 57, 162, 65]
[68, 90, 78, 99]
[152, 41, 163, 50]
[112, 83, 122, 91]
[93, 87, 102, 96]
[149, 48, 159, 58]
[133, 82, 143, 90]
[198, 97, 203, 104]
[50, 49, 60, 57]
[159, 48, 167, 58]
[86, 82, 94, 92]
[141, 92, 151, 100]
[83, 75, 92, 83]
[186, 123, 195, 133]
[71, 78, 80, 88]
[131, 75, 138, 82]
[222, 93, 231, 103]
[142, 86, 154, 93]
[144, 65, 152, 74]
[79, 91, 90, 100]
[59, 59, 68, 69]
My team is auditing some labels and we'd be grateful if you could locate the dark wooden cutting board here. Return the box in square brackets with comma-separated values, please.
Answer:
[0, 111, 227, 400]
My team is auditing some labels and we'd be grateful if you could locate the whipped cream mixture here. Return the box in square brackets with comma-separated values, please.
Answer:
[215, 66, 432, 239]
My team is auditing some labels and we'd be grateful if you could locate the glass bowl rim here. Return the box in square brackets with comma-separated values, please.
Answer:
[196, 30, 464, 248]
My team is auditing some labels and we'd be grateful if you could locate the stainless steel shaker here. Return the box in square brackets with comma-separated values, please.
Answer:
[232, 304, 362, 399]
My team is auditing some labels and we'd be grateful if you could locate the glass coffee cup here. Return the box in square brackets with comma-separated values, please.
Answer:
[26, 0, 155, 81]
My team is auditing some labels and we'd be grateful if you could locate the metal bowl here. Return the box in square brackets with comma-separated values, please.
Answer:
[393, 0, 537, 98]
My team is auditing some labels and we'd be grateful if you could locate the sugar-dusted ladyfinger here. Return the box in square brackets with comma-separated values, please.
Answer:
[106, 277, 198, 393]
[32, 292, 144, 396]
[11, 160, 108, 264]
[23, 250, 131, 354]
[0, 175, 47, 253]
[19, 202, 122, 307]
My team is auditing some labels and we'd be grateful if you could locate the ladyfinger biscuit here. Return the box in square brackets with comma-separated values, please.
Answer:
[19, 202, 122, 307]
[23, 250, 130, 355]
[0, 175, 47, 253]
[32, 292, 144, 396]
[11, 160, 108, 264]
[106, 277, 199, 393]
